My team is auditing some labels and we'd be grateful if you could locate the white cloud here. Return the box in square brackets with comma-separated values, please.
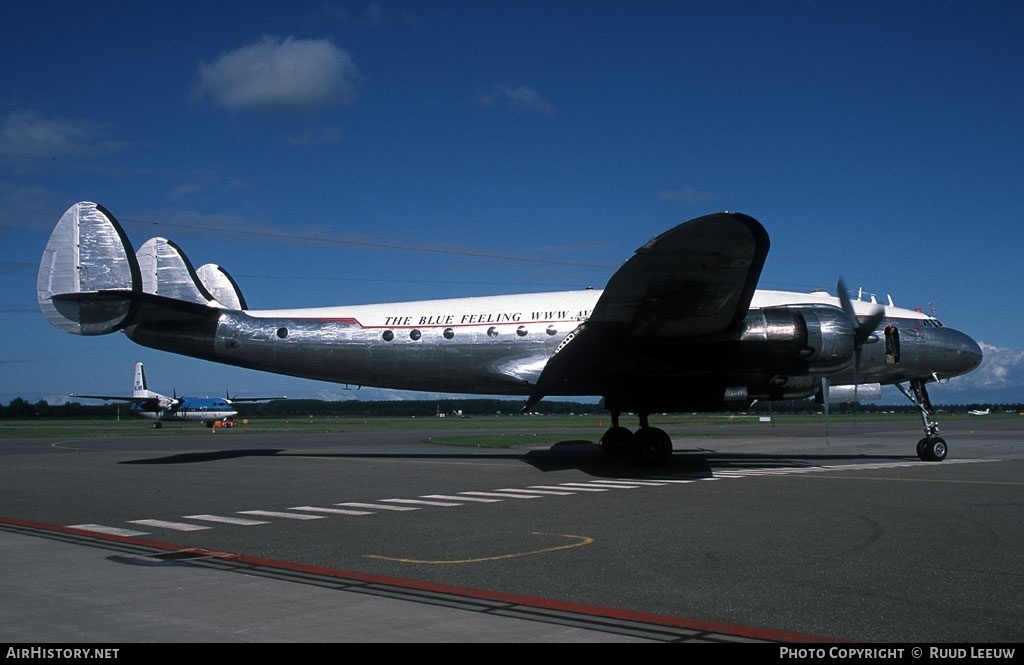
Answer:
[931, 342, 1024, 403]
[0, 110, 122, 160]
[192, 36, 359, 114]
[967, 342, 1024, 389]
[478, 85, 554, 114]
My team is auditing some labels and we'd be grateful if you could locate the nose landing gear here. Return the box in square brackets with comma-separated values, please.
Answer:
[897, 378, 948, 461]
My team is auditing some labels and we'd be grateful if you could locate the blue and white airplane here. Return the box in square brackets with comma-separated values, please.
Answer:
[72, 362, 282, 428]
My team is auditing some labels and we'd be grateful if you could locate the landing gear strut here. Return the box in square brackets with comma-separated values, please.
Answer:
[896, 378, 947, 461]
[600, 411, 673, 465]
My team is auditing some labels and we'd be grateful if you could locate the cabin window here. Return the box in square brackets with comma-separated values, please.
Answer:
[382, 330, 394, 342]
[516, 325, 528, 337]
[410, 329, 422, 341]
[443, 328, 455, 340]
[546, 325, 558, 335]
[487, 326, 499, 338]
[276, 327, 288, 339]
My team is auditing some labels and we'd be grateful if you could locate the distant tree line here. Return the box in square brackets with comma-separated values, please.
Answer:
[1, 396, 1021, 419]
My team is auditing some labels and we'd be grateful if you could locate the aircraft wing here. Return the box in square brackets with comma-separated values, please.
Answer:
[70, 394, 165, 411]
[71, 394, 138, 402]
[527, 212, 769, 407]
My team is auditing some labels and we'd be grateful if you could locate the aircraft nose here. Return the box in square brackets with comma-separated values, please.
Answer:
[943, 328, 984, 378]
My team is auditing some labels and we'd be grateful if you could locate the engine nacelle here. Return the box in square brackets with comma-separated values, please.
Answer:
[741, 305, 856, 374]
[157, 396, 178, 411]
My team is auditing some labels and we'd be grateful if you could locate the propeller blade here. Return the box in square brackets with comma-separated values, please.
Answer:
[821, 376, 830, 439]
[837, 278, 885, 347]
[837, 278, 856, 322]
[836, 278, 885, 417]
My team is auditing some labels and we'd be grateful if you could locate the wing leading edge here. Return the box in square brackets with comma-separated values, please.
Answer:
[527, 212, 769, 407]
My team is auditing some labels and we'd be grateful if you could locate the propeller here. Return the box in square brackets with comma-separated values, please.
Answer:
[833, 278, 886, 410]
[837, 278, 886, 351]
[820, 280, 886, 434]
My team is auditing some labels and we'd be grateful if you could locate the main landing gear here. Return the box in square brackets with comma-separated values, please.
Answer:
[896, 378, 947, 461]
[600, 412, 673, 465]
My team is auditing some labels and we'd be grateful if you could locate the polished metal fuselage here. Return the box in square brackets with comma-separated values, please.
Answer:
[124, 287, 982, 400]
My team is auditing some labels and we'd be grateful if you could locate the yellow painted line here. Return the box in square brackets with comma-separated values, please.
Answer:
[49, 440, 85, 450]
[364, 531, 593, 564]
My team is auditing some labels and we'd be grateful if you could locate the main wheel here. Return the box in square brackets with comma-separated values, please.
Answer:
[631, 427, 673, 465]
[601, 426, 634, 459]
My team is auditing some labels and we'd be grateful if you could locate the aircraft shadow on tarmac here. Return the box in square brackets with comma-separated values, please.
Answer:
[525, 441, 916, 475]
[119, 449, 285, 464]
[116, 440, 916, 477]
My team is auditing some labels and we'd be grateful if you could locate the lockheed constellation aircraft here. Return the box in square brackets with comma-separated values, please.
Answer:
[38, 202, 982, 463]
[72, 361, 283, 427]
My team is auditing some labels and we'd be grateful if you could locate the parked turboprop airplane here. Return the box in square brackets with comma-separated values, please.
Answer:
[72, 361, 283, 428]
[38, 202, 982, 462]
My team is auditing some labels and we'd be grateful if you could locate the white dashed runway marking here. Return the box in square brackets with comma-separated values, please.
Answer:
[184, 514, 269, 525]
[238, 510, 324, 520]
[126, 519, 210, 531]
[66, 458, 999, 537]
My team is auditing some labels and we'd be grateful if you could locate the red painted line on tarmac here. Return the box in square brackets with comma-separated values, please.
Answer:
[1, 515, 841, 643]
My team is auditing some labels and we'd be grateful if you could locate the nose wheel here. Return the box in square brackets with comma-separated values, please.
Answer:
[917, 436, 947, 461]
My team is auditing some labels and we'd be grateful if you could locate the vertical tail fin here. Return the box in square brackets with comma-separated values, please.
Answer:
[133, 362, 148, 398]
[131, 362, 174, 407]
[136, 237, 217, 305]
[196, 264, 248, 310]
[136, 238, 246, 310]
[37, 202, 141, 335]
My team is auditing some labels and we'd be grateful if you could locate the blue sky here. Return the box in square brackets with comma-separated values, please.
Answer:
[2, 1, 1022, 407]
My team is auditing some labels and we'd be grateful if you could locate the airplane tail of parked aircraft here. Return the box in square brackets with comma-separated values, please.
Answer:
[38, 202, 244, 337]
[133, 360, 154, 399]
[41, 201, 983, 461]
